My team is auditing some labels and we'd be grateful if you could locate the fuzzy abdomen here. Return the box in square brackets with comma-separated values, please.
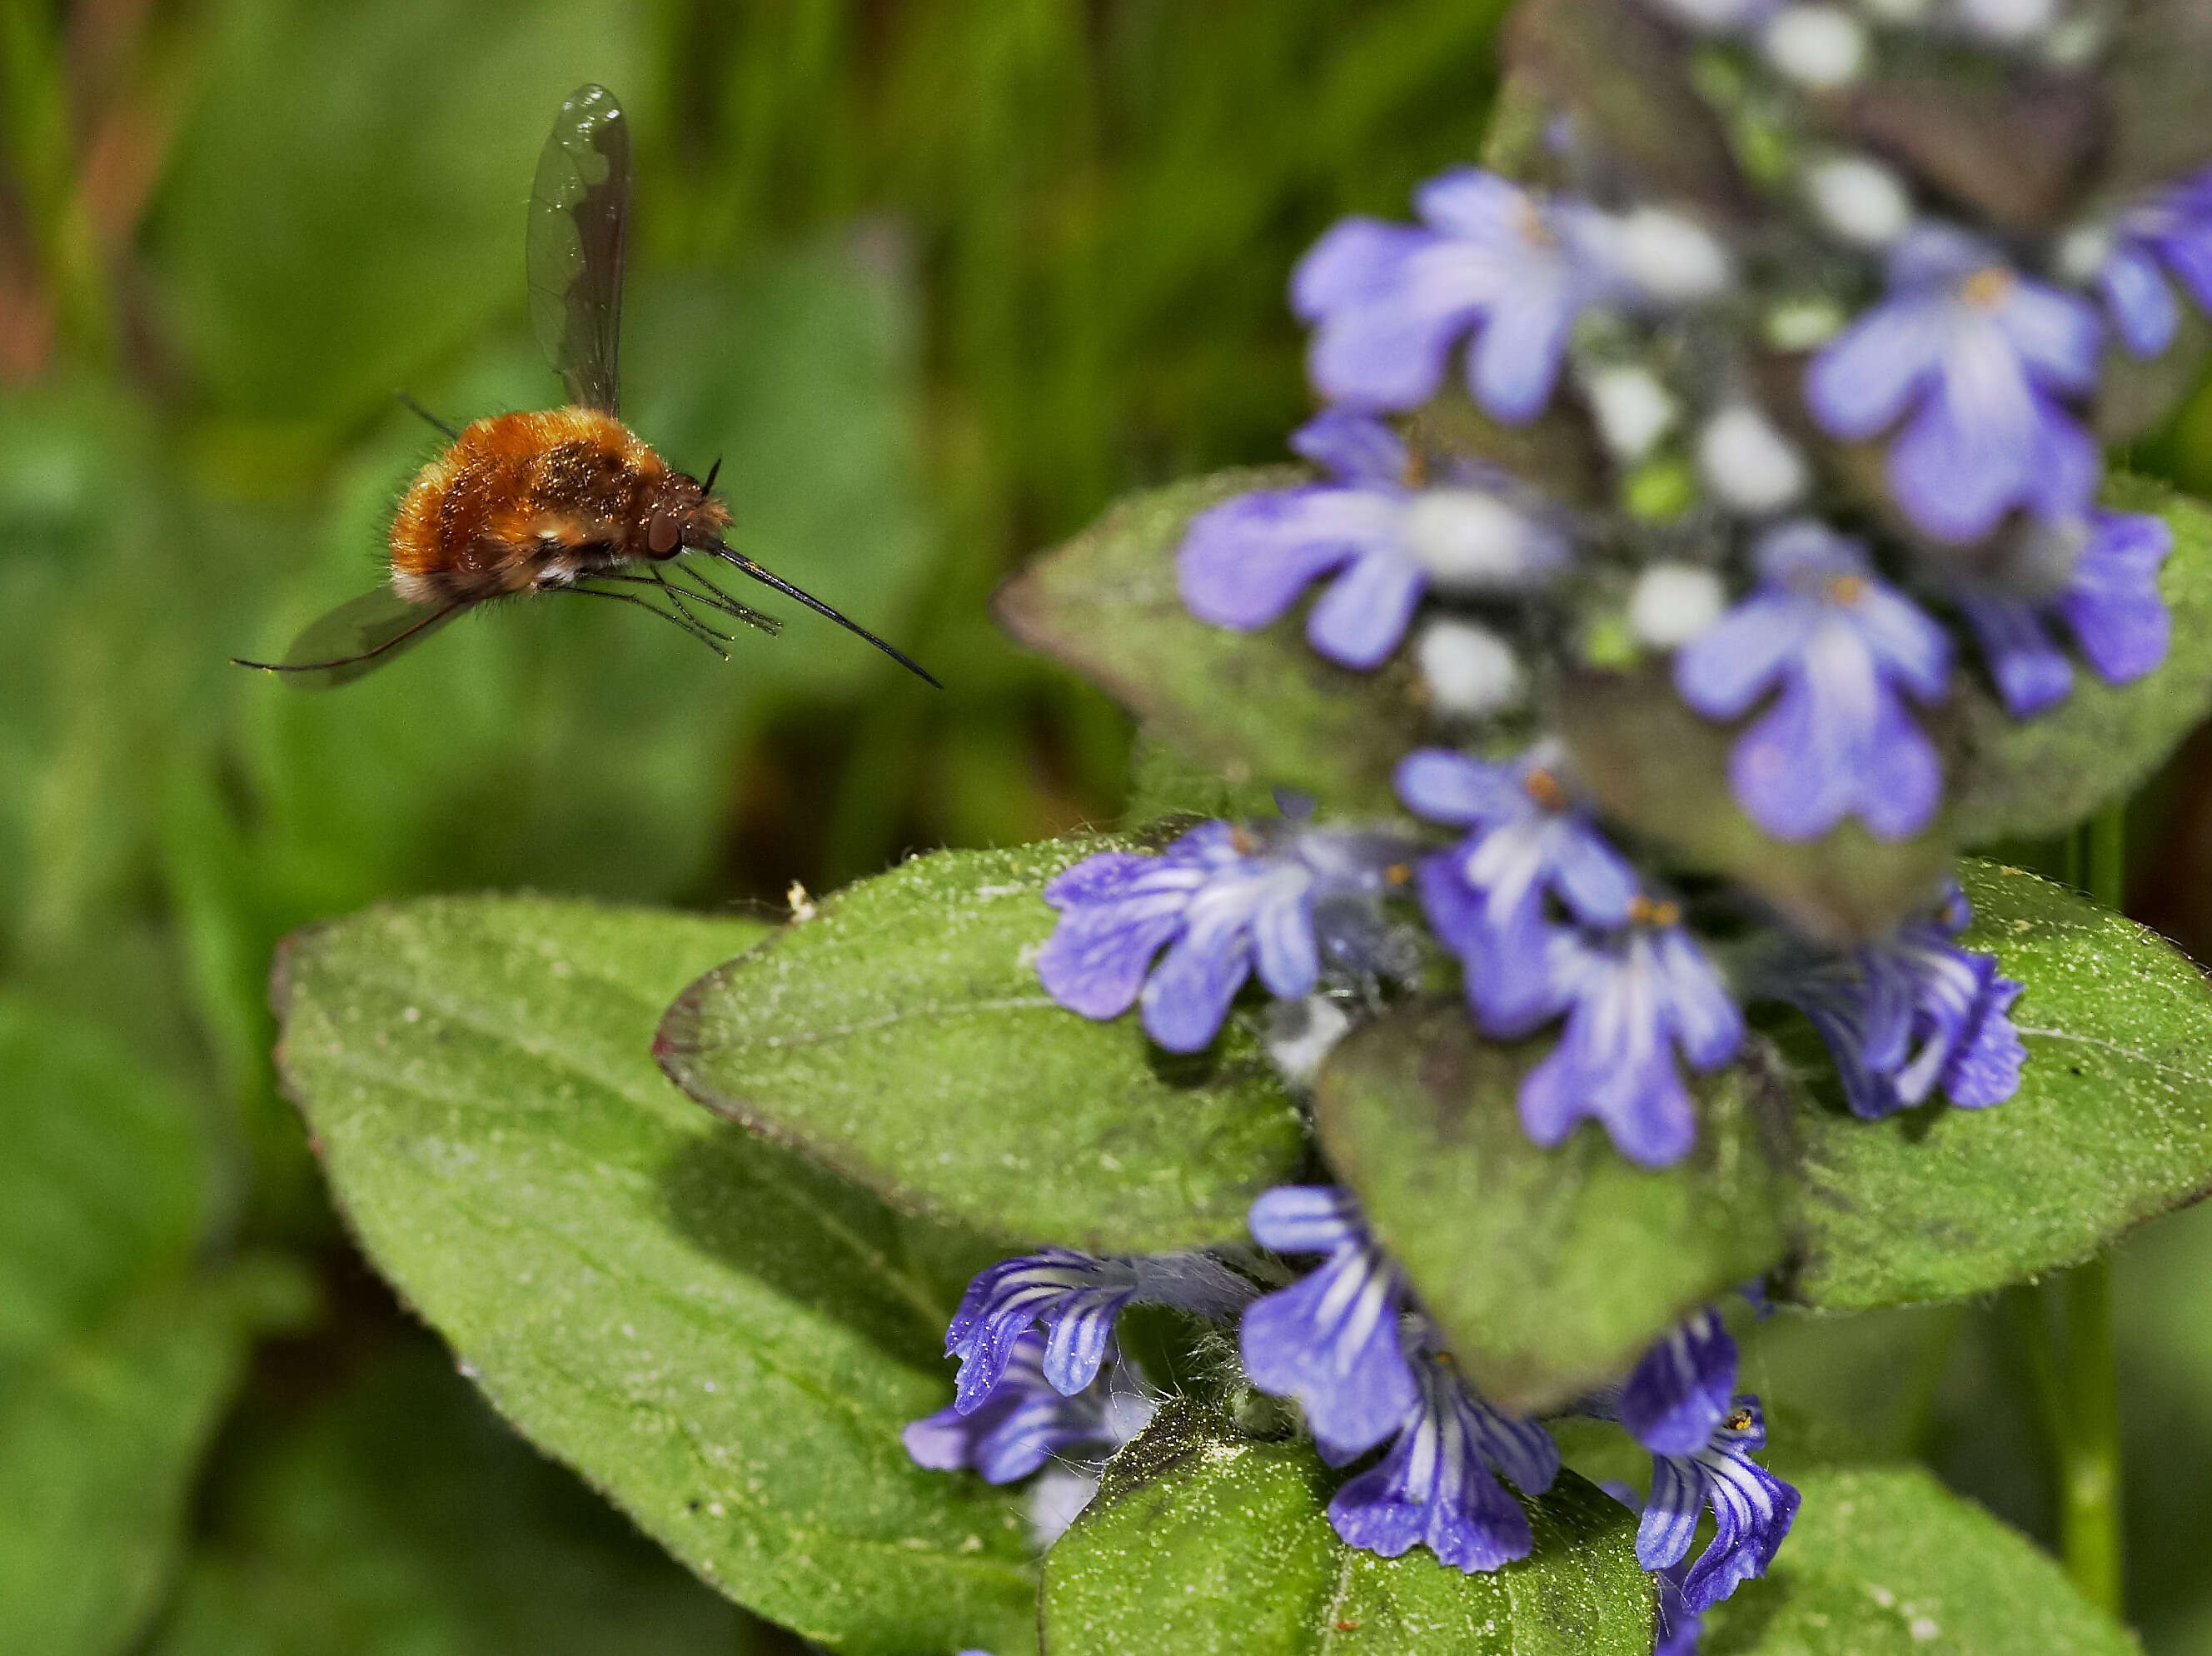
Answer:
[389, 407, 669, 604]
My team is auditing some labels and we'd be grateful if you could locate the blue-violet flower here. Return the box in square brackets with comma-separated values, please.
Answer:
[1622, 1308, 1740, 1459]
[1805, 225, 2101, 545]
[1638, 1395, 1801, 1615]
[1956, 509, 2173, 717]
[1397, 743, 1637, 1036]
[904, 1330, 1153, 1484]
[2097, 167, 2212, 358]
[1239, 1186, 1421, 1463]
[945, 1249, 1253, 1414]
[1035, 820, 1409, 1055]
[1674, 519, 1951, 842]
[1178, 411, 1568, 670]
[1519, 896, 1744, 1169]
[1293, 168, 1618, 423]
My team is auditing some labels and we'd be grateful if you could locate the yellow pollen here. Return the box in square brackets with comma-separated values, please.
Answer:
[1826, 573, 1867, 606]
[1523, 768, 1567, 811]
[1512, 193, 1555, 248]
[1629, 894, 1682, 928]
[1401, 446, 1430, 491]
[1726, 1407, 1754, 1433]
[1961, 266, 2015, 310]
[1230, 826, 1260, 855]
[1384, 862, 1412, 886]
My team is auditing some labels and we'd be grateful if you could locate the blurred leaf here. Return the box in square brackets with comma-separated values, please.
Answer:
[1552, 666, 1953, 945]
[1315, 1002, 1795, 1414]
[149, 1342, 755, 1656]
[1949, 476, 2212, 844]
[272, 896, 1038, 1654]
[0, 996, 309, 1655]
[1696, 1466, 2133, 1655]
[1785, 859, 2212, 1309]
[657, 841, 1306, 1254]
[153, 0, 650, 436]
[1040, 1402, 1653, 1656]
[994, 471, 1428, 816]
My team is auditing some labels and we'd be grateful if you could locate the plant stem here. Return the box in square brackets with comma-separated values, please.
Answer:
[2055, 797, 2125, 1619]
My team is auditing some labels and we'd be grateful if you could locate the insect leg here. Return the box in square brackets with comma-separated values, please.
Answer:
[560, 582, 732, 660]
[396, 391, 462, 441]
[656, 562, 780, 636]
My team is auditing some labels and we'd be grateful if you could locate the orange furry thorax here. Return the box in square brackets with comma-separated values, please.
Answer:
[389, 407, 718, 604]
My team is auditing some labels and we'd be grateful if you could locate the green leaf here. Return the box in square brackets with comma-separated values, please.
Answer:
[272, 896, 1039, 1655]
[149, 1341, 755, 1656]
[1040, 1403, 1654, 1656]
[1552, 665, 1953, 945]
[1785, 858, 2212, 1309]
[1948, 476, 2212, 844]
[1315, 1002, 1795, 1414]
[657, 842, 1306, 1254]
[0, 997, 307, 1656]
[1697, 1466, 2134, 1655]
[994, 471, 1427, 814]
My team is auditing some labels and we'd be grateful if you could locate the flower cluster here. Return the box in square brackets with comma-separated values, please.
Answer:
[910, 1190, 1799, 1619]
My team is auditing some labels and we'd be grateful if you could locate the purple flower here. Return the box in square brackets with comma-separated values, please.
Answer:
[1035, 820, 1409, 1055]
[1639, 1396, 1800, 1615]
[1674, 520, 1951, 842]
[1293, 167, 1618, 423]
[904, 1331, 1151, 1484]
[1178, 412, 1569, 670]
[1397, 744, 1637, 1036]
[1601, 1482, 1704, 1656]
[1622, 1309, 1739, 1459]
[946, 1249, 1253, 1414]
[1519, 897, 1744, 1169]
[1806, 225, 2102, 545]
[1238, 1186, 1420, 1463]
[1328, 1345, 1562, 1574]
[1957, 509, 2173, 717]
[1776, 889, 2025, 1121]
[2099, 168, 2212, 357]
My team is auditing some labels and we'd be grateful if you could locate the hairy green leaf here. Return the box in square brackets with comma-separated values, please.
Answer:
[658, 842, 1306, 1254]
[1786, 859, 2212, 1309]
[1317, 1002, 1795, 1414]
[1948, 476, 2212, 843]
[994, 471, 1427, 814]
[1041, 1404, 1653, 1656]
[272, 896, 1038, 1655]
[1698, 1466, 2133, 1654]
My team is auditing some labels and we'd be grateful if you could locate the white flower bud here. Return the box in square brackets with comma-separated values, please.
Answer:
[2055, 222, 2114, 285]
[1762, 6, 1871, 85]
[1404, 490, 1557, 592]
[1956, 0, 2058, 42]
[1631, 563, 1729, 649]
[1416, 619, 1526, 719]
[1805, 155, 1913, 247]
[1585, 365, 1680, 462]
[1698, 405, 1809, 513]
[1617, 207, 1735, 303]
[1266, 995, 1354, 1086]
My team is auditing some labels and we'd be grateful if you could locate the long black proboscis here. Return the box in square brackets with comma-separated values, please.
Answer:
[707, 545, 943, 689]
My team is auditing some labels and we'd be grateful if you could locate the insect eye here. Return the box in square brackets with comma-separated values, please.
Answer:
[647, 506, 682, 556]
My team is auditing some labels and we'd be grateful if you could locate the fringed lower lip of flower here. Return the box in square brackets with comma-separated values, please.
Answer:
[1177, 410, 1569, 671]
[1775, 885, 2026, 1120]
[903, 1329, 1153, 1486]
[1397, 743, 1638, 1037]
[1238, 1185, 1422, 1463]
[1622, 1307, 1741, 1458]
[1326, 1343, 1562, 1574]
[2098, 164, 2212, 358]
[1955, 509, 2174, 718]
[1292, 167, 1622, 424]
[1804, 223, 2101, 546]
[1518, 895, 1745, 1169]
[1638, 1395, 1802, 1615]
[1674, 518, 1951, 844]
[944, 1248, 1254, 1414]
[1034, 818, 1417, 1055]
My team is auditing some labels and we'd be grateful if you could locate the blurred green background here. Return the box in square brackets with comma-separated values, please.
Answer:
[5, 2, 2212, 1651]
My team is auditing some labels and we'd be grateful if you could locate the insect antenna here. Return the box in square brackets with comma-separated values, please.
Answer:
[396, 390, 462, 441]
[560, 581, 732, 660]
[702, 456, 722, 493]
[705, 542, 942, 688]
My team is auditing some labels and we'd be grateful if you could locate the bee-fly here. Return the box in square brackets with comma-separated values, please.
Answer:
[236, 84, 938, 690]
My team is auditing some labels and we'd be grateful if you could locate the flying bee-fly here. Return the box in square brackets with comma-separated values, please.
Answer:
[237, 83, 938, 689]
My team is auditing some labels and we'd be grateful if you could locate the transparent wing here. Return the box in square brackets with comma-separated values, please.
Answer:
[232, 586, 471, 690]
[527, 83, 630, 413]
